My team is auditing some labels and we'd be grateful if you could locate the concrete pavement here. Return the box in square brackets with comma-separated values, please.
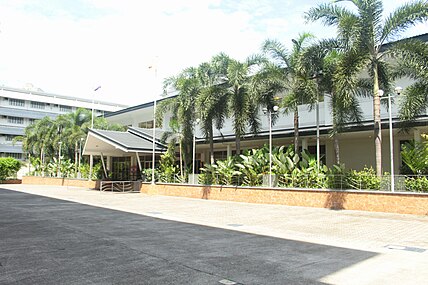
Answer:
[1, 184, 427, 284]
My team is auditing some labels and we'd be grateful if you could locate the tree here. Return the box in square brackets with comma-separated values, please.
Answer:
[262, 33, 318, 154]
[306, 0, 428, 175]
[393, 39, 428, 124]
[20, 108, 125, 176]
[160, 67, 200, 170]
[224, 57, 262, 155]
[196, 53, 230, 164]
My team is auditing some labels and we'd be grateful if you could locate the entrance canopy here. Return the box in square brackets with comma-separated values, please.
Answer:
[83, 127, 167, 157]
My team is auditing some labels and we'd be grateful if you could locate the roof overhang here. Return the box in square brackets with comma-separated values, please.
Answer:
[83, 128, 166, 156]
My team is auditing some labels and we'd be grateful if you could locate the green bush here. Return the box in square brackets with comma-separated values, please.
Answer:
[0, 157, 22, 180]
[345, 167, 380, 190]
[405, 176, 428, 193]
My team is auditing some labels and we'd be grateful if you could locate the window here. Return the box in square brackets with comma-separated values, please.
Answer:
[138, 120, 154, 128]
[5, 135, 15, 141]
[9, 98, 25, 107]
[60, 105, 72, 112]
[29, 119, 36, 125]
[3, 153, 22, 159]
[31, 101, 45, 109]
[7, 116, 24, 124]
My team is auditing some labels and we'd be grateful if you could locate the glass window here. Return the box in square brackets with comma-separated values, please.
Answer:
[60, 105, 72, 112]
[9, 98, 25, 107]
[138, 120, 154, 128]
[31, 101, 45, 109]
[7, 116, 24, 124]
[3, 153, 22, 159]
[5, 135, 15, 141]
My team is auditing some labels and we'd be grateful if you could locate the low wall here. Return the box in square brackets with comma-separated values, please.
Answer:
[22, 176, 98, 189]
[141, 183, 428, 216]
[0, 179, 22, 184]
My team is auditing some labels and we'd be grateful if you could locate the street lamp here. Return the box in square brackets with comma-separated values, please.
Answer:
[263, 105, 279, 187]
[91, 86, 101, 129]
[379, 86, 402, 192]
[78, 137, 84, 178]
[58, 141, 62, 177]
[192, 118, 200, 184]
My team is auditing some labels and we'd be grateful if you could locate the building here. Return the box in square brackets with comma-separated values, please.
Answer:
[84, 34, 428, 181]
[0, 85, 127, 160]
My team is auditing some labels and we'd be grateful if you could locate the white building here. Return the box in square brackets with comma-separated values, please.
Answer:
[0, 85, 127, 159]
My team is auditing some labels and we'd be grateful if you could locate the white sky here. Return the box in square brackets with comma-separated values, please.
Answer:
[0, 0, 426, 106]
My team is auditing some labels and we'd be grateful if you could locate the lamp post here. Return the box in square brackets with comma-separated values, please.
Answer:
[314, 70, 323, 173]
[91, 86, 101, 129]
[192, 118, 200, 184]
[150, 62, 158, 185]
[263, 105, 279, 187]
[78, 137, 83, 178]
[379, 86, 402, 192]
[58, 141, 62, 177]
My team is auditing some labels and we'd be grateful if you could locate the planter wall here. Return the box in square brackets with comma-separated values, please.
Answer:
[22, 176, 98, 189]
[141, 183, 428, 216]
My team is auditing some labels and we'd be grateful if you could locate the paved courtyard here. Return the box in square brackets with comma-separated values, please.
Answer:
[1, 184, 427, 284]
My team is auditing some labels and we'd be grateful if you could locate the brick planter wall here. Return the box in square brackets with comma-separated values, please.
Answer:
[141, 183, 428, 216]
[22, 176, 98, 189]
[0, 179, 22, 184]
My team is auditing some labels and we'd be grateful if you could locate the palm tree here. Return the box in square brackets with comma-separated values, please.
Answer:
[224, 57, 262, 155]
[262, 33, 318, 154]
[306, 0, 428, 175]
[159, 67, 200, 170]
[196, 53, 230, 164]
[393, 39, 428, 125]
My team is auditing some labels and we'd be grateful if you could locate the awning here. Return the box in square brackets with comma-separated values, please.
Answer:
[83, 127, 167, 157]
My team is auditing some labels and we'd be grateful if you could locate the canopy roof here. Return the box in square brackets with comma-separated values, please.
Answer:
[83, 127, 167, 157]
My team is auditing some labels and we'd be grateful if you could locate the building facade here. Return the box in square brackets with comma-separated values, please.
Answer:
[0, 85, 127, 159]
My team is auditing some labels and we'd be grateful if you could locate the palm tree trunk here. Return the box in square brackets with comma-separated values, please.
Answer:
[179, 139, 183, 178]
[236, 136, 241, 155]
[373, 62, 382, 176]
[209, 126, 215, 164]
[293, 106, 299, 154]
[333, 134, 340, 164]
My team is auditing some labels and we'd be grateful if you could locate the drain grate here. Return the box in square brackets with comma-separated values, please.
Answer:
[219, 279, 237, 285]
[227, 224, 243, 227]
[385, 244, 426, 253]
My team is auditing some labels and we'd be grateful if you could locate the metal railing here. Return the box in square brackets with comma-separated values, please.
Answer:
[144, 173, 428, 193]
[100, 180, 141, 192]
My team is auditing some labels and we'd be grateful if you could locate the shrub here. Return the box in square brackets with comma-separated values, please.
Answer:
[405, 176, 428, 193]
[0, 157, 22, 180]
[345, 167, 380, 190]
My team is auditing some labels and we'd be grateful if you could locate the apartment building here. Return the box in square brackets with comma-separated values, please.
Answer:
[0, 85, 127, 159]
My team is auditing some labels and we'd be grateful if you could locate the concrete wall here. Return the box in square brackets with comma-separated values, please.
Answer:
[141, 183, 428, 216]
[22, 176, 98, 189]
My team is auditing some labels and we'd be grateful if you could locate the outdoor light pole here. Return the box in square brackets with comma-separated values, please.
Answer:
[192, 118, 200, 185]
[315, 70, 323, 173]
[58, 141, 62, 177]
[91, 86, 101, 129]
[263, 106, 279, 188]
[379, 87, 402, 192]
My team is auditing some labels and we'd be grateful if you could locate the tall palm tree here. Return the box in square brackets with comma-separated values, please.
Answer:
[393, 39, 428, 124]
[262, 33, 318, 154]
[224, 57, 262, 155]
[196, 53, 230, 164]
[306, 0, 428, 175]
[159, 67, 200, 169]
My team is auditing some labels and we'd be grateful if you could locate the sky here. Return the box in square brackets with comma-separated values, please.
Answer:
[0, 0, 426, 107]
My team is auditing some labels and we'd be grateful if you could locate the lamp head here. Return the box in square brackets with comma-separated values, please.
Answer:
[378, 89, 384, 97]
[273, 105, 279, 112]
[394, 86, 403, 95]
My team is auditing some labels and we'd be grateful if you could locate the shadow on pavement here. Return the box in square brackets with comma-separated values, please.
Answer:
[0, 188, 377, 285]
